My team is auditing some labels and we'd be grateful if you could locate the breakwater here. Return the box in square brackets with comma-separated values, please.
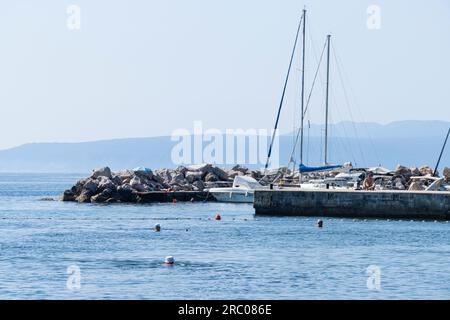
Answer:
[61, 164, 267, 203]
[254, 189, 450, 220]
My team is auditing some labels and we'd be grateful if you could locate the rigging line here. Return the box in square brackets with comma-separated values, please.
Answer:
[329, 101, 357, 166]
[329, 81, 358, 166]
[331, 41, 381, 166]
[331, 41, 367, 166]
[288, 37, 327, 166]
[304, 39, 327, 117]
[265, 14, 303, 170]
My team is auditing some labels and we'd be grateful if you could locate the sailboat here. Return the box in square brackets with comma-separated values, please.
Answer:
[265, 9, 347, 188]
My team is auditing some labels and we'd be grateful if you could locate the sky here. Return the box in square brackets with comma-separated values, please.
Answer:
[0, 0, 449, 150]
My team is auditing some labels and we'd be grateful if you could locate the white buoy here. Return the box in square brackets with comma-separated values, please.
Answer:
[164, 256, 175, 265]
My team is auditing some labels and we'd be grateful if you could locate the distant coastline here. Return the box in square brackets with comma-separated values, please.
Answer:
[0, 120, 449, 173]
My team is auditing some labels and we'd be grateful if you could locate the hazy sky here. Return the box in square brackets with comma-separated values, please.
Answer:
[0, 0, 449, 150]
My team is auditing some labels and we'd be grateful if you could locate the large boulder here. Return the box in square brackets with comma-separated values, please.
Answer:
[185, 171, 202, 183]
[410, 166, 421, 176]
[419, 165, 434, 176]
[91, 189, 113, 203]
[204, 172, 219, 182]
[210, 166, 229, 181]
[170, 172, 186, 185]
[76, 190, 92, 203]
[91, 167, 112, 179]
[154, 168, 173, 184]
[130, 176, 146, 192]
[395, 165, 412, 180]
[231, 165, 248, 174]
[174, 166, 188, 176]
[134, 168, 154, 180]
[186, 163, 212, 173]
[443, 167, 450, 182]
[97, 176, 116, 192]
[117, 185, 135, 202]
[192, 180, 205, 191]
[61, 189, 76, 201]
[82, 179, 98, 194]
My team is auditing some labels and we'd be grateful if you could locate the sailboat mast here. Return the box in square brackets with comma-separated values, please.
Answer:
[299, 9, 306, 177]
[324, 34, 331, 165]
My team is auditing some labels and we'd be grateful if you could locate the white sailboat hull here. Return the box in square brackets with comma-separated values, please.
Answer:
[209, 190, 254, 203]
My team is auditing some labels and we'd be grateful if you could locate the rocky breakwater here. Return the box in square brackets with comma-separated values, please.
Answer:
[61, 164, 272, 204]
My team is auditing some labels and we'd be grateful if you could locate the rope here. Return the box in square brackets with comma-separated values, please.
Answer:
[265, 14, 303, 171]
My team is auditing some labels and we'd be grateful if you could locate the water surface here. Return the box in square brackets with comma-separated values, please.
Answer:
[0, 173, 449, 299]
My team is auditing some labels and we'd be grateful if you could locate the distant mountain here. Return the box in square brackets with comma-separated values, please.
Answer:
[0, 121, 449, 173]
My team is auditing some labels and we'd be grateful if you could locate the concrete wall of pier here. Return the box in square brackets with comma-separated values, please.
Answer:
[254, 189, 450, 220]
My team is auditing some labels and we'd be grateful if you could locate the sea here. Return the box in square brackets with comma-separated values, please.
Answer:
[0, 173, 449, 299]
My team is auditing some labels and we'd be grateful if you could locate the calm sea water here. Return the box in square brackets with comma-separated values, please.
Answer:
[0, 173, 449, 299]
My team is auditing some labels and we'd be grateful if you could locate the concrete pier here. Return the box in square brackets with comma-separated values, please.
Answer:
[254, 189, 450, 220]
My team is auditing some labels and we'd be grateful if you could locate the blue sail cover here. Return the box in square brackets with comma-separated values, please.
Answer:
[299, 163, 342, 173]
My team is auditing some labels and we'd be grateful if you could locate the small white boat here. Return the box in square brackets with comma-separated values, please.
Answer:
[208, 176, 265, 203]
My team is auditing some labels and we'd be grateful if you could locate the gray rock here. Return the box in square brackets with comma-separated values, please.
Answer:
[130, 176, 146, 192]
[231, 165, 248, 174]
[210, 166, 229, 181]
[204, 172, 219, 182]
[76, 190, 92, 203]
[185, 171, 202, 183]
[192, 180, 205, 191]
[186, 163, 211, 173]
[444, 167, 450, 181]
[155, 168, 173, 184]
[171, 172, 186, 184]
[419, 165, 434, 176]
[61, 190, 75, 201]
[91, 189, 112, 203]
[135, 169, 154, 180]
[410, 166, 421, 176]
[111, 175, 123, 185]
[83, 179, 98, 194]
[98, 176, 116, 192]
[174, 166, 187, 175]
[91, 167, 112, 179]
[117, 185, 135, 202]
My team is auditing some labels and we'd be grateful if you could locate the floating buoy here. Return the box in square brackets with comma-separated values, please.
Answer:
[215, 213, 221, 221]
[164, 256, 175, 265]
[154, 223, 161, 232]
[316, 219, 323, 228]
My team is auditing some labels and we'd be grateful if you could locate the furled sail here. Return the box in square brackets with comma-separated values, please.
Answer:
[299, 163, 342, 173]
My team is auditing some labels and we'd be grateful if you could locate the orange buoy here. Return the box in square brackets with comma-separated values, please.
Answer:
[215, 213, 221, 221]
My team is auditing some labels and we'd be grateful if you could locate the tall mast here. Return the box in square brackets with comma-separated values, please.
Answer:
[324, 34, 331, 165]
[299, 8, 306, 180]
